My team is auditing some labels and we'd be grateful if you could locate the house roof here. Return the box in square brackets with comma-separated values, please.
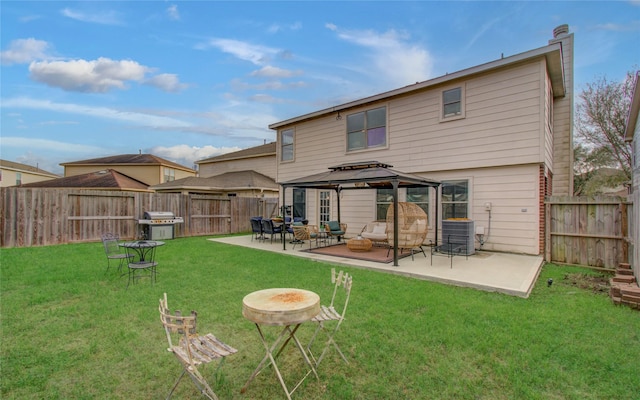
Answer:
[280, 161, 441, 190]
[270, 42, 566, 129]
[19, 169, 150, 191]
[0, 159, 59, 177]
[150, 170, 278, 192]
[60, 154, 195, 172]
[196, 142, 276, 164]
[625, 71, 640, 142]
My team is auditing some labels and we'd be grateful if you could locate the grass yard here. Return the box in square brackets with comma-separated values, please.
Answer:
[2, 236, 639, 399]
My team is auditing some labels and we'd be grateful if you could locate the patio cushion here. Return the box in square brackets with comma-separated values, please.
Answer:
[327, 221, 341, 231]
[372, 224, 386, 235]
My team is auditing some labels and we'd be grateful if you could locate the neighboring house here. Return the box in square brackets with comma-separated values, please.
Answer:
[150, 170, 279, 197]
[270, 25, 575, 256]
[61, 154, 195, 186]
[196, 142, 276, 180]
[0, 159, 59, 187]
[624, 71, 640, 280]
[18, 169, 151, 192]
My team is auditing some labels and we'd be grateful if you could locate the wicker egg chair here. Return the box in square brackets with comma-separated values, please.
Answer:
[386, 202, 428, 260]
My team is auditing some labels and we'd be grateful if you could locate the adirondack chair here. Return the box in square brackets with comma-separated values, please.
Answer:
[307, 268, 353, 367]
[159, 293, 238, 400]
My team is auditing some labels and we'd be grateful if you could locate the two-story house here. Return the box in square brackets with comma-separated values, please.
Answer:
[61, 153, 196, 186]
[270, 25, 574, 256]
[0, 159, 59, 187]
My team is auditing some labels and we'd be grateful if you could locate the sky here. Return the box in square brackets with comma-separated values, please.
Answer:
[1, 1, 639, 175]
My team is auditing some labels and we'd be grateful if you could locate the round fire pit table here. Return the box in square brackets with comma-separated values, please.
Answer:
[347, 237, 372, 252]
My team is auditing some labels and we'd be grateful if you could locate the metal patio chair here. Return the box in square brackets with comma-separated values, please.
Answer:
[101, 233, 133, 274]
[307, 268, 353, 367]
[159, 293, 238, 400]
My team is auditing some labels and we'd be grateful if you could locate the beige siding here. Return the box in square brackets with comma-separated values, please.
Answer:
[278, 60, 548, 183]
[199, 155, 276, 179]
[1, 169, 57, 187]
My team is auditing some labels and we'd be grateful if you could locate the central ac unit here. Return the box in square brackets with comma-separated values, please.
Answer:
[441, 220, 475, 255]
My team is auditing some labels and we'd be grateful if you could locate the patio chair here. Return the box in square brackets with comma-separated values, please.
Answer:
[292, 224, 318, 250]
[101, 233, 133, 274]
[159, 293, 238, 400]
[307, 268, 353, 367]
[261, 219, 282, 243]
[249, 217, 263, 241]
[324, 221, 347, 243]
[124, 243, 159, 288]
[386, 202, 428, 260]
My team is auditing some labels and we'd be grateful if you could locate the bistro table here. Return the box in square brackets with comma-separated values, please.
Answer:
[241, 288, 320, 399]
[119, 240, 164, 261]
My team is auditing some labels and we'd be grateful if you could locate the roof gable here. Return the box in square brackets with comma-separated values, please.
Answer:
[0, 159, 59, 177]
[151, 170, 278, 191]
[19, 169, 150, 191]
[61, 154, 194, 172]
[196, 142, 276, 164]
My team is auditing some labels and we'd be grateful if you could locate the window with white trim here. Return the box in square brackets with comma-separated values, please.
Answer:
[347, 106, 386, 151]
[440, 86, 465, 121]
[376, 188, 394, 221]
[407, 187, 429, 221]
[441, 180, 468, 219]
[281, 129, 294, 161]
[319, 190, 330, 227]
[163, 167, 175, 182]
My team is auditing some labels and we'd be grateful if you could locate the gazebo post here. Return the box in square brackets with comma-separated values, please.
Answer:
[282, 186, 287, 250]
[392, 180, 399, 266]
[336, 187, 342, 224]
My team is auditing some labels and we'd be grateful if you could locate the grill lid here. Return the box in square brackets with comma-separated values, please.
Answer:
[143, 211, 175, 219]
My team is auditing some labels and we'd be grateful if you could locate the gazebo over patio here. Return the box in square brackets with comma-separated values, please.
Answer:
[279, 161, 441, 266]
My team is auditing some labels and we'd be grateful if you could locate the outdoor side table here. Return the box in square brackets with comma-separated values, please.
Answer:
[241, 288, 320, 399]
[347, 237, 372, 252]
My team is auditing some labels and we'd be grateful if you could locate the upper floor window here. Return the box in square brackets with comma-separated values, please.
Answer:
[15, 172, 22, 185]
[441, 180, 468, 220]
[347, 106, 386, 151]
[163, 168, 175, 183]
[440, 86, 465, 121]
[281, 129, 294, 161]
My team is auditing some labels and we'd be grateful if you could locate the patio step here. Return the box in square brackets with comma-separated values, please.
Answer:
[609, 264, 640, 310]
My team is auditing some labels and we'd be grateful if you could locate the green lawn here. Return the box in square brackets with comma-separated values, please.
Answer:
[2, 236, 639, 399]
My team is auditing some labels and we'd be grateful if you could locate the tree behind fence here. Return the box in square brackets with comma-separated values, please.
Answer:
[0, 188, 279, 248]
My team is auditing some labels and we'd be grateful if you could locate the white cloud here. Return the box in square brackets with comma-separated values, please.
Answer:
[1, 136, 103, 153]
[1, 38, 51, 65]
[326, 24, 433, 87]
[145, 73, 189, 92]
[60, 8, 122, 25]
[150, 144, 242, 168]
[28, 57, 150, 93]
[166, 4, 180, 21]
[203, 38, 280, 65]
[250, 65, 302, 78]
[231, 78, 307, 91]
[2, 97, 192, 128]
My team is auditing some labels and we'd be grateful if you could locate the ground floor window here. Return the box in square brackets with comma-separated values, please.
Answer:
[293, 188, 306, 219]
[376, 188, 394, 220]
[441, 180, 468, 219]
[407, 187, 429, 221]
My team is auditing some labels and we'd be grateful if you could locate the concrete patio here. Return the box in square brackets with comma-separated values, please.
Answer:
[209, 234, 545, 298]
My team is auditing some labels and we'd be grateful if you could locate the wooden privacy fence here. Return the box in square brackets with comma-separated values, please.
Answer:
[545, 196, 631, 269]
[0, 188, 278, 248]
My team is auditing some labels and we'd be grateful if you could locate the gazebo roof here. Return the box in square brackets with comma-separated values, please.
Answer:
[279, 161, 440, 189]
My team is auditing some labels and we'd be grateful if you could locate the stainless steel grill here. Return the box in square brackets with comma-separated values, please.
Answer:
[138, 211, 184, 225]
[138, 211, 183, 240]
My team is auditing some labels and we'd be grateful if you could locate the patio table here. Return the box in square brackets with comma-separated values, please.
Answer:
[241, 288, 320, 399]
